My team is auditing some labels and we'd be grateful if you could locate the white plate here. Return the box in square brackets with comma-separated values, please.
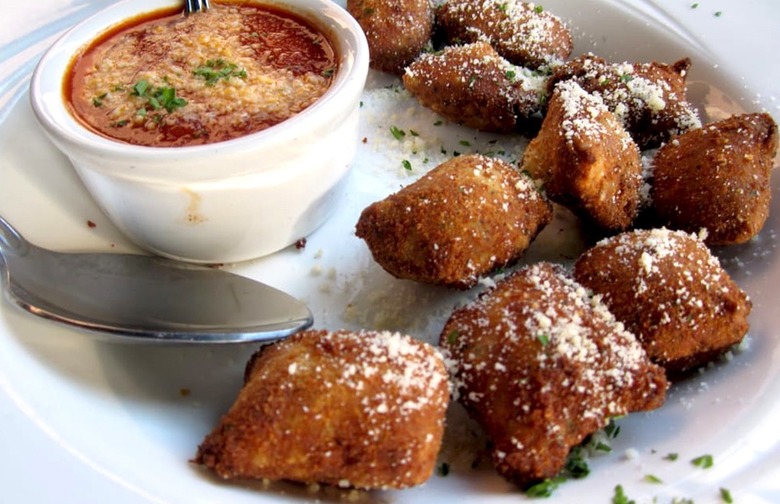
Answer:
[1, 1, 779, 503]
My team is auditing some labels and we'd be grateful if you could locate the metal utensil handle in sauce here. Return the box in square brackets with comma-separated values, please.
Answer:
[185, 0, 210, 15]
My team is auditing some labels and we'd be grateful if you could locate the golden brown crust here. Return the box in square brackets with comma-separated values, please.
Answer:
[347, 0, 434, 75]
[402, 42, 547, 132]
[573, 228, 752, 373]
[435, 0, 573, 69]
[355, 154, 553, 289]
[521, 80, 643, 231]
[439, 262, 667, 487]
[547, 54, 701, 148]
[649, 112, 778, 245]
[195, 329, 450, 489]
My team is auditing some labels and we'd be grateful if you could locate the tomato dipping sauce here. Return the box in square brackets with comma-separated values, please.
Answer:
[66, 1, 337, 147]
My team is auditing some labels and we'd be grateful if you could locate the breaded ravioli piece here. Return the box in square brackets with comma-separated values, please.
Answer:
[435, 0, 572, 69]
[195, 329, 450, 489]
[439, 262, 667, 488]
[548, 54, 701, 148]
[521, 80, 643, 231]
[403, 41, 548, 133]
[650, 113, 778, 245]
[573, 228, 752, 374]
[356, 154, 553, 289]
[347, 0, 434, 75]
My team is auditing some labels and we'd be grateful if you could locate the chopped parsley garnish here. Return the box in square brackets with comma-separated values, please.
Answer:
[132, 80, 150, 97]
[525, 476, 565, 498]
[155, 87, 187, 113]
[664, 452, 679, 461]
[447, 330, 459, 345]
[459, 140, 471, 147]
[401, 159, 412, 171]
[131, 79, 187, 114]
[612, 485, 636, 504]
[537, 333, 550, 346]
[720, 487, 733, 503]
[92, 93, 107, 107]
[390, 125, 406, 140]
[433, 120, 443, 126]
[437, 462, 450, 477]
[691, 454, 714, 469]
[619, 73, 634, 83]
[505, 69, 517, 82]
[110, 119, 129, 128]
[714, 11, 723, 17]
[321, 67, 335, 77]
[644, 474, 663, 484]
[604, 420, 621, 439]
[691, 3, 699, 8]
[564, 447, 590, 479]
[534, 5, 544, 14]
[524, 440, 606, 497]
[193, 59, 248, 86]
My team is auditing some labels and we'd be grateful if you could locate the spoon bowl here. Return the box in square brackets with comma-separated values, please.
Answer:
[0, 215, 312, 343]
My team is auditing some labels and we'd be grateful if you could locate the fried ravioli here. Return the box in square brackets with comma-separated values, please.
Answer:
[521, 80, 643, 231]
[356, 154, 553, 289]
[439, 262, 667, 487]
[195, 329, 450, 489]
[573, 228, 752, 374]
[547, 54, 701, 148]
[649, 112, 778, 245]
[347, 0, 434, 75]
[403, 42, 547, 133]
[435, 0, 573, 69]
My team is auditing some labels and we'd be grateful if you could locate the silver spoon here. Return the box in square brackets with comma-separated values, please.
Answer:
[0, 215, 312, 343]
[185, 0, 210, 15]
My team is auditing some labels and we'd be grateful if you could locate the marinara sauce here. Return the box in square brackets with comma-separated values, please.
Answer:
[66, 1, 337, 147]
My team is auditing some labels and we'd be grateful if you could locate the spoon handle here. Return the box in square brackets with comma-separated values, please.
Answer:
[185, 0, 210, 15]
[0, 215, 28, 257]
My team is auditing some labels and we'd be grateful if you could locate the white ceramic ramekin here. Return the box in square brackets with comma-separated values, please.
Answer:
[30, 0, 368, 263]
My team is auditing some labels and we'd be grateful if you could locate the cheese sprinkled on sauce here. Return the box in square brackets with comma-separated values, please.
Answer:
[68, 2, 336, 146]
